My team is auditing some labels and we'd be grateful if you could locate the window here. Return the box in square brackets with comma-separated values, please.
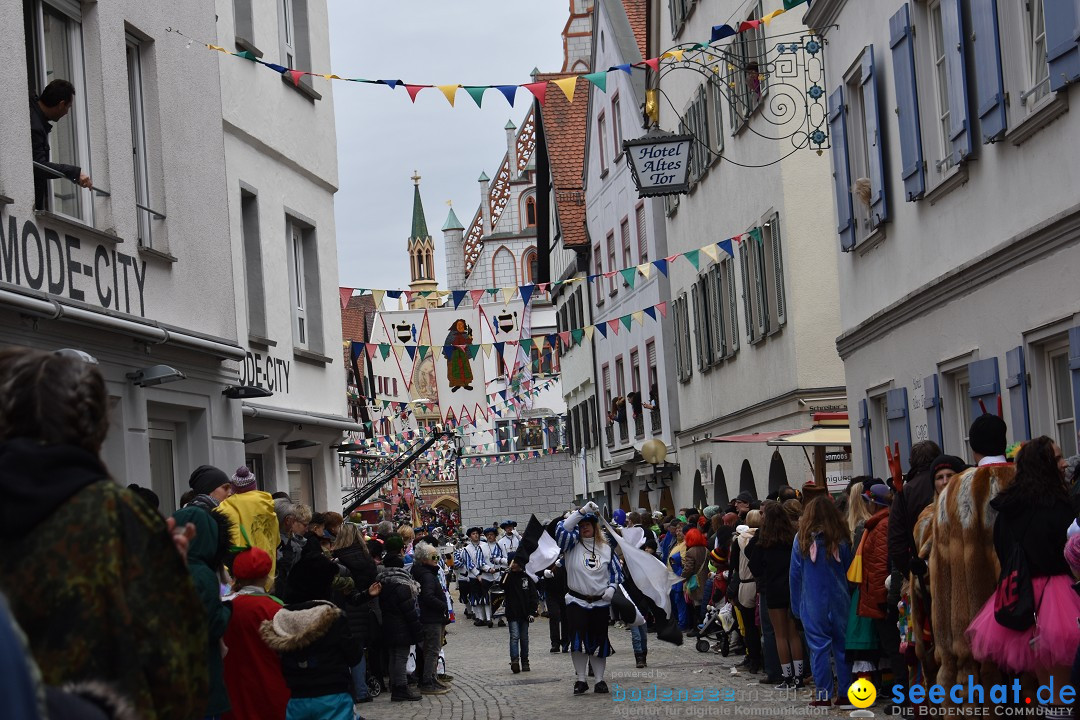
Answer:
[669, 0, 697, 38]
[279, 0, 296, 66]
[233, 0, 257, 53]
[240, 188, 266, 337]
[942, 368, 972, 454]
[597, 111, 608, 173]
[126, 37, 159, 248]
[673, 293, 693, 382]
[606, 231, 617, 295]
[620, 217, 632, 274]
[1021, 0, 1050, 107]
[286, 215, 321, 351]
[870, 392, 889, 473]
[630, 349, 641, 396]
[1047, 346, 1077, 458]
[739, 213, 786, 343]
[522, 249, 537, 284]
[277, 0, 316, 97]
[707, 75, 726, 156]
[594, 244, 604, 305]
[726, 2, 766, 129]
[681, 85, 711, 184]
[524, 195, 537, 227]
[615, 356, 626, 400]
[602, 364, 612, 416]
[635, 203, 648, 264]
[26, 0, 93, 222]
[929, 2, 955, 173]
[709, 257, 740, 361]
[843, 46, 887, 242]
[611, 93, 623, 157]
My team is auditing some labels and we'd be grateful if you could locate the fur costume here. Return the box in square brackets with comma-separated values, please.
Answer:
[911, 501, 938, 685]
[929, 463, 1015, 691]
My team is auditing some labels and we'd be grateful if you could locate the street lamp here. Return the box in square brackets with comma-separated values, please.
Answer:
[641, 438, 668, 490]
[622, 127, 694, 198]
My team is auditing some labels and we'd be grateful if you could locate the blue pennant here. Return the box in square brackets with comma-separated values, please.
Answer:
[495, 85, 518, 105]
[452, 290, 467, 309]
[644, 306, 657, 321]
[380, 79, 400, 89]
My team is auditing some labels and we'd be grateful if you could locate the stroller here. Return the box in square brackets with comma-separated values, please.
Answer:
[694, 600, 744, 655]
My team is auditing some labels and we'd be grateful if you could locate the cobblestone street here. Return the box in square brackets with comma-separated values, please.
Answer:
[363, 592, 887, 719]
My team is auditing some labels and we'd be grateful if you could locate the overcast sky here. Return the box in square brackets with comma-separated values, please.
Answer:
[329, 2, 570, 293]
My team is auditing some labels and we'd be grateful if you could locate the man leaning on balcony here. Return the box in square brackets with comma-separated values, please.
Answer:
[30, 79, 93, 210]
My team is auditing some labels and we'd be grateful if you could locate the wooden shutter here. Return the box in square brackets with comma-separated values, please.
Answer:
[924, 373, 944, 450]
[726, 258, 739, 353]
[890, 4, 926, 201]
[941, 0, 972, 164]
[739, 241, 754, 341]
[970, 0, 1007, 142]
[828, 87, 856, 250]
[1045, 0, 1080, 91]
[859, 45, 888, 226]
[769, 213, 786, 327]
[1005, 346, 1031, 441]
[858, 398, 874, 476]
[967, 357, 1001, 419]
[636, 204, 648, 263]
[1069, 327, 1080, 432]
[886, 388, 913, 473]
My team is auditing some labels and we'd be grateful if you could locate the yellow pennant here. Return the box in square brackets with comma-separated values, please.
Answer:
[584, 325, 596, 341]
[637, 263, 652, 279]
[502, 287, 516, 305]
[762, 8, 786, 24]
[701, 243, 720, 264]
[553, 76, 578, 102]
[372, 289, 386, 308]
[208, 44, 227, 52]
[437, 84, 460, 107]
[663, 49, 686, 62]
[632, 310, 645, 325]
[482, 344, 493, 358]
[323, 73, 341, 80]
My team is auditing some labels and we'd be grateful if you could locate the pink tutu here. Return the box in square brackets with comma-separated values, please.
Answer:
[966, 574, 1080, 673]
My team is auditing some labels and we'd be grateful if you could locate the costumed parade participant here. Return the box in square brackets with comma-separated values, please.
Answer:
[479, 527, 507, 626]
[498, 520, 521, 558]
[556, 501, 624, 695]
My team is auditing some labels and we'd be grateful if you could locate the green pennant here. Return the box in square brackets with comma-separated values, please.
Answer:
[621, 315, 633, 331]
[783, 0, 808, 9]
[520, 338, 534, 353]
[619, 267, 637, 288]
[378, 343, 391, 360]
[583, 72, 608, 92]
[467, 344, 481, 359]
[684, 249, 701, 269]
[749, 227, 764, 245]
[464, 86, 487, 107]
[236, 50, 258, 61]
[418, 345, 429, 362]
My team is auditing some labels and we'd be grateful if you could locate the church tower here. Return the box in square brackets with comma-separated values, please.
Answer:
[407, 172, 438, 309]
[561, 0, 594, 73]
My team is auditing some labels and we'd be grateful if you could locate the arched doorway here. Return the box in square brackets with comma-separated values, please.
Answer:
[692, 470, 706, 509]
[768, 450, 789, 496]
[739, 459, 756, 498]
[713, 466, 729, 508]
[637, 489, 652, 514]
[431, 495, 459, 511]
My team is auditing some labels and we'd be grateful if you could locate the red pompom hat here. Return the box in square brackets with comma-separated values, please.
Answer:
[233, 546, 272, 581]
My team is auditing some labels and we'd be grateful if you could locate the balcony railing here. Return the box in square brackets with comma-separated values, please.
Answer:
[605, 424, 615, 447]
[618, 420, 629, 444]
[634, 414, 644, 438]
[651, 407, 662, 434]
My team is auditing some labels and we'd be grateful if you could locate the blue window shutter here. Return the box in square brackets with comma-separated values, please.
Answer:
[889, 4, 926, 201]
[1069, 327, 1080, 432]
[828, 87, 855, 251]
[924, 374, 944, 450]
[970, 0, 1007, 143]
[941, 0, 972, 164]
[860, 45, 888, 226]
[967, 357, 1001, 420]
[1005, 346, 1031, 442]
[858, 398, 873, 476]
[1045, 0, 1080, 92]
[886, 388, 913, 473]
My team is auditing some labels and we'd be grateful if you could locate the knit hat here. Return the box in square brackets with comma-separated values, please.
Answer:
[930, 455, 968, 477]
[188, 465, 230, 497]
[735, 491, 753, 505]
[233, 547, 273, 581]
[969, 413, 1008, 457]
[1066, 533, 1080, 575]
[384, 535, 404, 553]
[722, 512, 739, 526]
[801, 480, 829, 501]
[703, 505, 721, 519]
[867, 483, 892, 507]
[231, 466, 257, 492]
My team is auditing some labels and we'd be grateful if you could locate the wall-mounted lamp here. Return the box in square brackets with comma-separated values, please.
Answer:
[243, 433, 270, 444]
[223, 385, 274, 399]
[55, 348, 98, 364]
[126, 364, 184, 387]
[279, 439, 320, 451]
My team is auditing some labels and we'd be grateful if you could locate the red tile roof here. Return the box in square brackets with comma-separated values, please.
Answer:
[622, 0, 648, 60]
[535, 72, 589, 248]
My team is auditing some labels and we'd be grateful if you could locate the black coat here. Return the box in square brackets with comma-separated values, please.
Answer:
[377, 570, 421, 647]
[411, 563, 449, 625]
[261, 601, 361, 699]
[746, 537, 793, 610]
[888, 468, 934, 576]
[332, 544, 378, 643]
[502, 570, 538, 621]
[991, 491, 1073, 578]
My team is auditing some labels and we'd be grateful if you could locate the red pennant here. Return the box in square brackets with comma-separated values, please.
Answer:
[644, 57, 660, 73]
[405, 84, 425, 102]
[469, 289, 485, 305]
[656, 301, 669, 318]
[404, 290, 414, 303]
[365, 344, 378, 359]
[339, 287, 354, 310]
[608, 319, 621, 335]
[537, 282, 549, 294]
[289, 70, 304, 87]
[738, 20, 761, 31]
[524, 81, 548, 106]
[559, 331, 571, 346]
[665, 254, 680, 263]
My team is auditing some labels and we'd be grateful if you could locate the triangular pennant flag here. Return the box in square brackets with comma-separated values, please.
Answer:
[520, 338, 534, 353]
[339, 287, 353, 310]
[405, 345, 416, 360]
[452, 290, 467, 309]
[482, 344, 493, 358]
[584, 326, 595, 341]
[662, 50, 686, 62]
[519, 285, 535, 307]
[749, 227, 764, 245]
[464, 85, 487, 107]
[656, 301, 669, 318]
[365, 343, 378, 359]
[595, 323, 607, 338]
[502, 287, 516, 305]
[572, 328, 585, 346]
[495, 85, 518, 105]
[418, 345, 429, 362]
[638, 263, 652, 279]
[632, 310, 645, 325]
[613, 63, 633, 75]
[701, 243, 720, 264]
[436, 84, 460, 106]
[236, 50, 258, 61]
[288, 70, 304, 87]
[467, 345, 481, 359]
[684, 249, 701, 269]
[783, 0, 808, 9]
[264, 63, 287, 74]
[207, 44, 227, 52]
[494, 341, 505, 357]
[469, 289, 486, 306]
[403, 290, 415, 304]
[644, 306, 657, 321]
[379, 343, 391, 360]
[553, 76, 578, 102]
[583, 72, 608, 92]
[711, 24, 737, 42]
[653, 258, 668, 276]
[404, 84, 425, 103]
[644, 57, 661, 73]
[372, 289, 386, 307]
[608, 319, 621, 335]
[620, 315, 633, 332]
[523, 81, 547, 106]
[718, 238, 735, 257]
[559, 331, 572, 346]
[379, 79, 400, 89]
[738, 20, 761, 32]
[762, 8, 786, 24]
[619, 268, 637, 289]
[385, 290, 402, 299]
[323, 74, 341, 80]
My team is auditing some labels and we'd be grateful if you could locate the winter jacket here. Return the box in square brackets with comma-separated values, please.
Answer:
[747, 536, 793, 610]
[991, 490, 1073, 578]
[377, 566, 421, 647]
[260, 600, 360, 699]
[503, 569, 539, 621]
[681, 529, 709, 604]
[217, 490, 278, 590]
[0, 439, 207, 720]
[857, 508, 891, 619]
[730, 527, 758, 608]
[331, 544, 378, 644]
[411, 562, 449, 625]
[172, 506, 233, 716]
[275, 532, 305, 600]
[888, 467, 935, 576]
[789, 533, 852, 624]
[222, 590, 288, 720]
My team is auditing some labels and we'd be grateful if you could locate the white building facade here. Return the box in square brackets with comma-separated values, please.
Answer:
[805, 0, 1080, 473]
[585, 0, 681, 514]
[658, 0, 848, 505]
[218, 0, 353, 512]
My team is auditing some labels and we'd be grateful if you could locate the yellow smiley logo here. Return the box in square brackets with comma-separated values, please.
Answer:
[847, 678, 877, 709]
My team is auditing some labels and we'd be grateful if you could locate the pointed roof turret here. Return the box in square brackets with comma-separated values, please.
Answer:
[478, 171, 490, 182]
[410, 171, 429, 240]
[505, 119, 517, 130]
[442, 206, 464, 231]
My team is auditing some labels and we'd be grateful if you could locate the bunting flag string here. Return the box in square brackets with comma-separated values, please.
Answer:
[170, 3, 808, 107]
